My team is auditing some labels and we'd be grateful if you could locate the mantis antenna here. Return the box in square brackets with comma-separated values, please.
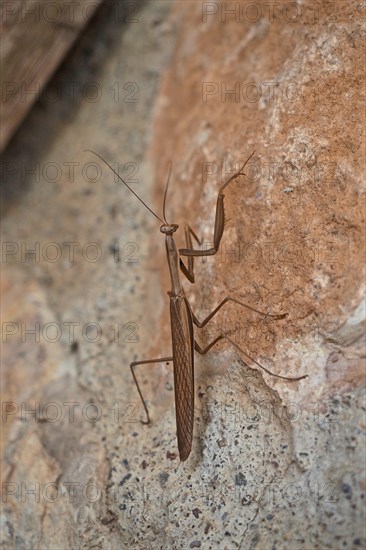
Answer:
[162, 160, 173, 225]
[85, 149, 165, 225]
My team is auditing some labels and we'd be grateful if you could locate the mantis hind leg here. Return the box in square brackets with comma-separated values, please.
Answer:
[188, 295, 286, 329]
[130, 356, 173, 424]
[194, 336, 307, 381]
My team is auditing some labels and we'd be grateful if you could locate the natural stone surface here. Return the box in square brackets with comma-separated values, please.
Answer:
[2, 1, 174, 548]
[1, 1, 365, 549]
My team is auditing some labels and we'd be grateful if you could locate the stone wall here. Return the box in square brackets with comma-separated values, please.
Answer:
[1, 1, 365, 548]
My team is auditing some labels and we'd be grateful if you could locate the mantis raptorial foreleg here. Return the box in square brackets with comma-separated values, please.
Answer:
[179, 225, 201, 283]
[179, 152, 255, 260]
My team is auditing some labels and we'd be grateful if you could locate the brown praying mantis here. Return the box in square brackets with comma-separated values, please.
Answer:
[86, 150, 307, 462]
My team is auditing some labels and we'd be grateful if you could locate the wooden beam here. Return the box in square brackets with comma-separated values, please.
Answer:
[0, 0, 105, 152]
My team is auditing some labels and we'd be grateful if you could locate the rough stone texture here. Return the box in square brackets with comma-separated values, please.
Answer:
[1, 1, 365, 549]
[2, 1, 174, 548]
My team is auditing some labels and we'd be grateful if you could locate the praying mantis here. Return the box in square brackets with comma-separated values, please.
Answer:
[86, 150, 307, 461]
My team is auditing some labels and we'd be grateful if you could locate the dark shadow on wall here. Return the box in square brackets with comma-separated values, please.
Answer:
[0, 0, 148, 214]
